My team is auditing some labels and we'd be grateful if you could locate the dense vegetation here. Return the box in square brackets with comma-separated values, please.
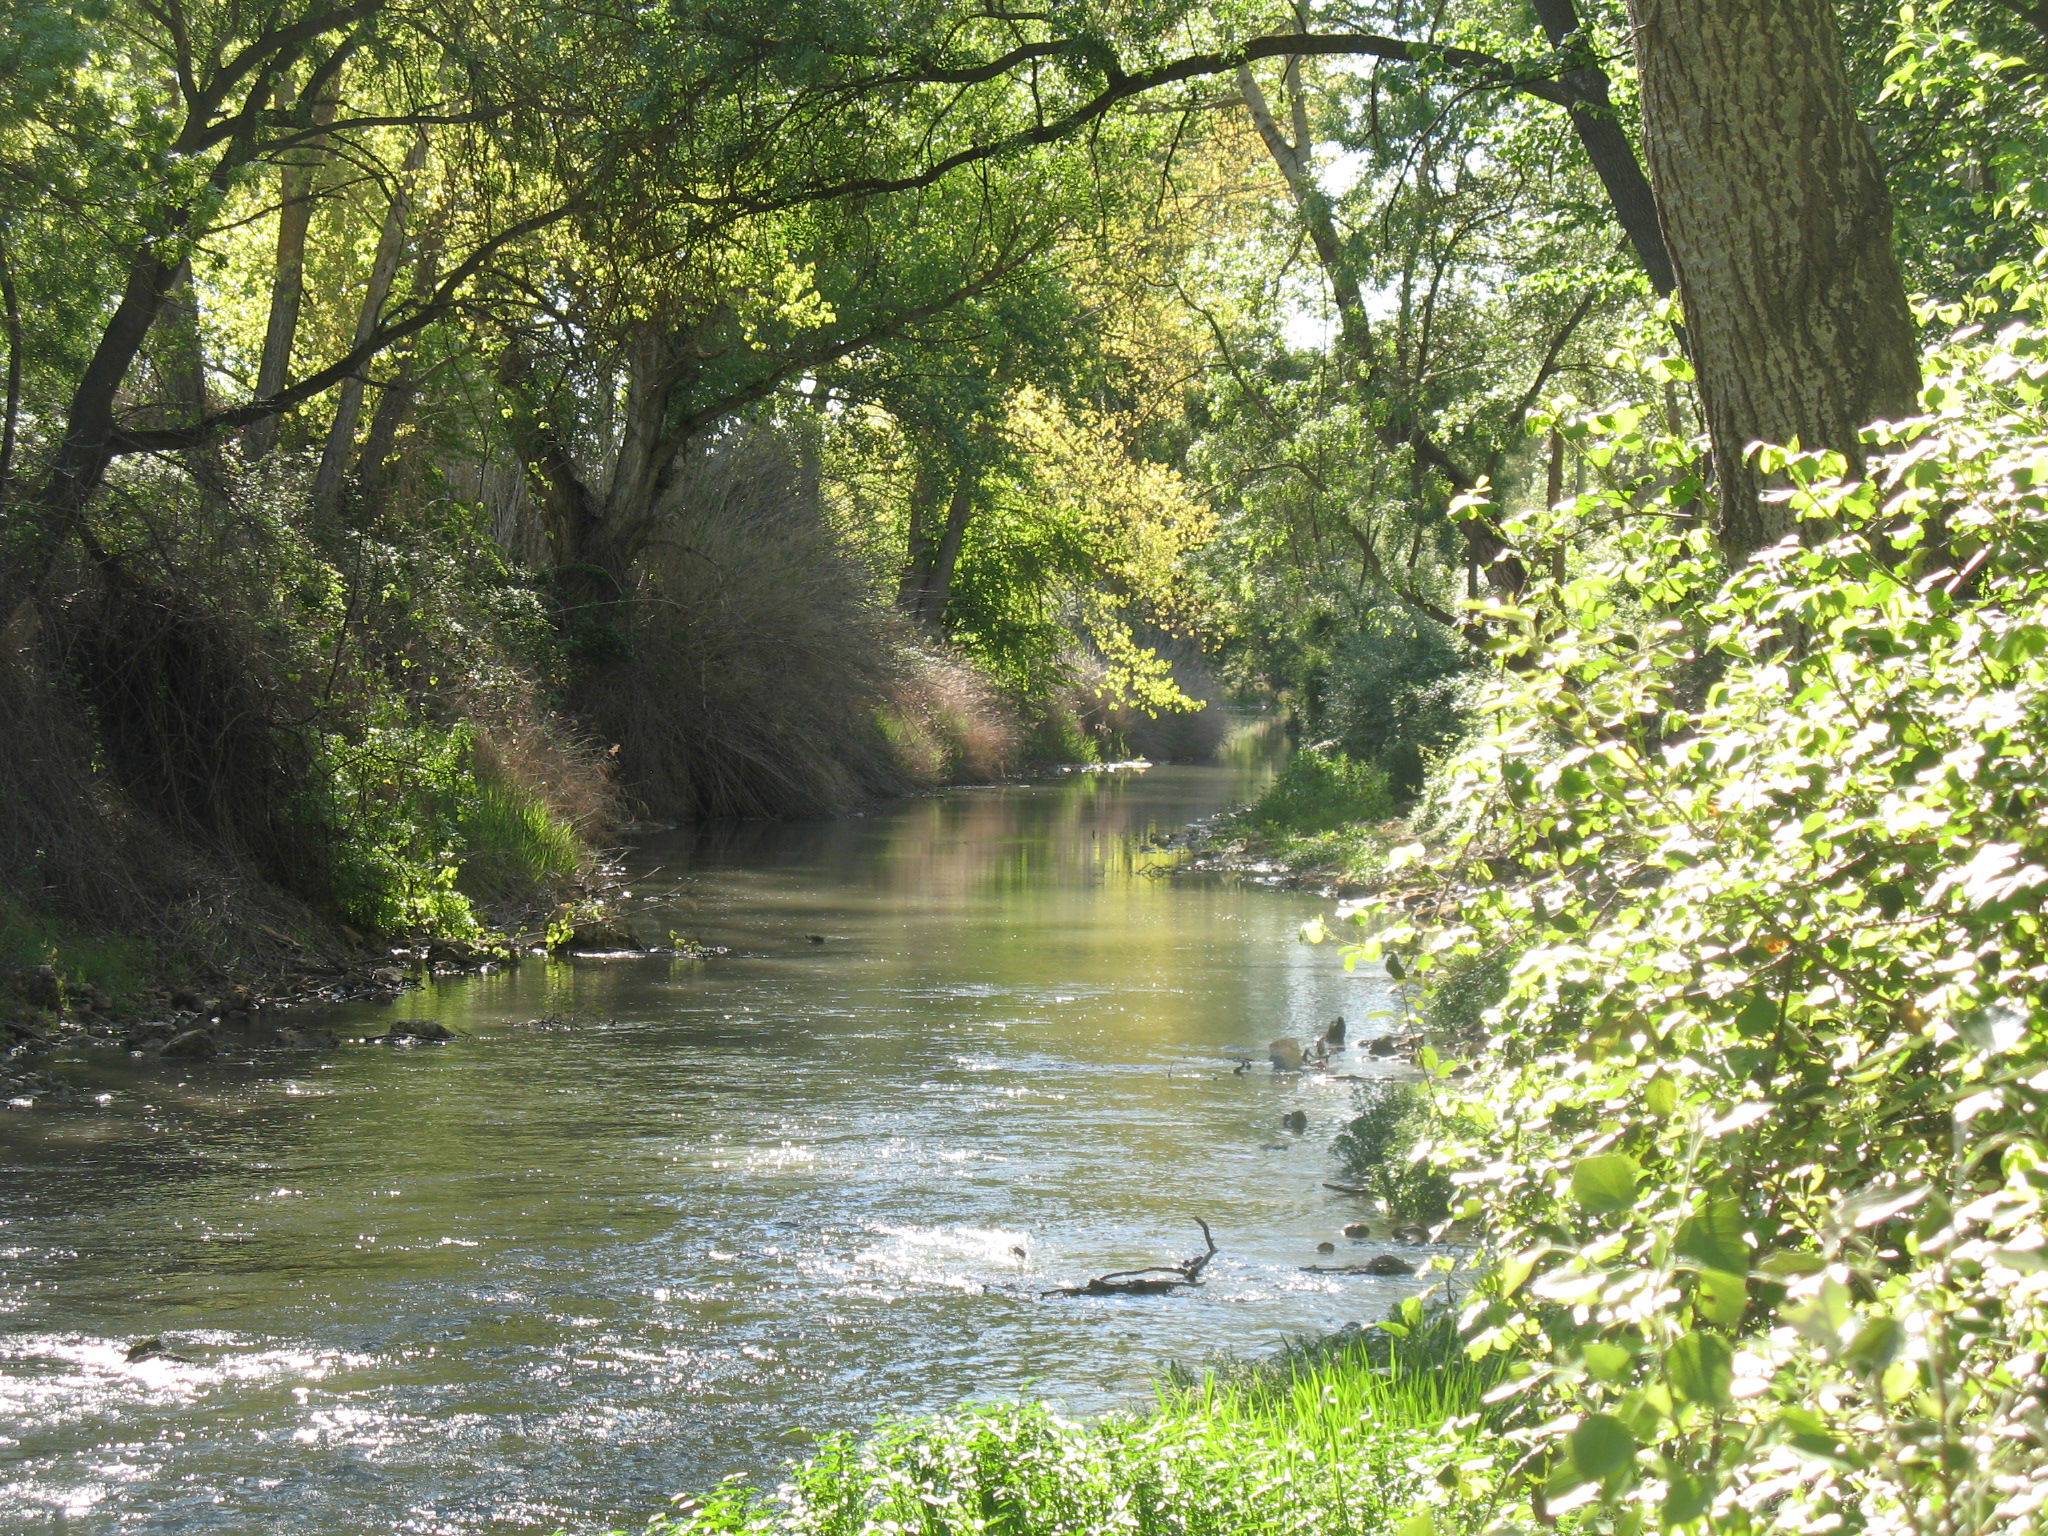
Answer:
[6, 0, 2047, 1530]
[659, 1319, 1495, 1536]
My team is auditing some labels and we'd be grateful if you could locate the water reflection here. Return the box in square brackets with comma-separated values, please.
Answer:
[0, 737, 1425, 1536]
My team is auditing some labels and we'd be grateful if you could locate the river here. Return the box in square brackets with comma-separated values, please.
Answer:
[0, 737, 1423, 1535]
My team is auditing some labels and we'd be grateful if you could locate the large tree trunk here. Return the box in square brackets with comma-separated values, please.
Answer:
[0, 229, 21, 500]
[32, 243, 185, 555]
[1625, 0, 1920, 555]
[897, 468, 976, 628]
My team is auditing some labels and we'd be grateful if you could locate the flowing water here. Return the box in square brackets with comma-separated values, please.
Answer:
[0, 735, 1426, 1536]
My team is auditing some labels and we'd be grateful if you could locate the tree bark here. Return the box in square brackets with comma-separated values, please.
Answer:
[313, 129, 429, 517]
[1624, 0, 1920, 555]
[0, 229, 22, 500]
[244, 90, 340, 461]
[152, 262, 231, 497]
[911, 477, 976, 626]
[1528, 0, 1676, 297]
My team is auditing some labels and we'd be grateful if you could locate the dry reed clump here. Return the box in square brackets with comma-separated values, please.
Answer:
[580, 428, 1016, 817]
[471, 714, 616, 844]
[882, 643, 1022, 784]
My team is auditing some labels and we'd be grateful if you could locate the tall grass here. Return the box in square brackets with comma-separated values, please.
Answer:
[645, 1327, 1498, 1536]
[455, 778, 585, 906]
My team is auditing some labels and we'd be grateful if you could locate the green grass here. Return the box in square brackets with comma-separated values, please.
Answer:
[0, 890, 155, 1016]
[1193, 748, 1399, 882]
[639, 1322, 1500, 1536]
[455, 780, 585, 907]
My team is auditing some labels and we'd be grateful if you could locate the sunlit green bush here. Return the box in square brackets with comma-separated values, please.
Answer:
[649, 1321, 1502, 1536]
[1246, 748, 1396, 834]
[1333, 1079, 1456, 1223]
[1338, 282, 2048, 1533]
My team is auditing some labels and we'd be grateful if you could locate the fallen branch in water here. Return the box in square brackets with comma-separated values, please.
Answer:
[1045, 1219, 1218, 1297]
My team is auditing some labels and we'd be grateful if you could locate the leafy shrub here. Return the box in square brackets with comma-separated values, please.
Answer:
[655, 1322, 1503, 1536]
[1332, 1079, 1455, 1223]
[1318, 607, 1476, 796]
[1245, 748, 1395, 834]
[1336, 291, 2048, 1533]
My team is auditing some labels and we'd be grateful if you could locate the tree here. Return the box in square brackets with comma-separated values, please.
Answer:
[1625, 0, 1922, 554]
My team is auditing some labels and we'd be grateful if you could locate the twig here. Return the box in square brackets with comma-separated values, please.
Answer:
[1045, 1219, 1218, 1297]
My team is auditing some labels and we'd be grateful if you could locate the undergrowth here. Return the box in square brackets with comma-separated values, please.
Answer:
[642, 1314, 1508, 1536]
[1327, 280, 2048, 1531]
[1199, 747, 1398, 879]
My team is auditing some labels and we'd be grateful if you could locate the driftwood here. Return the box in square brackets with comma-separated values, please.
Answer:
[1301, 1254, 1416, 1277]
[1046, 1219, 1218, 1297]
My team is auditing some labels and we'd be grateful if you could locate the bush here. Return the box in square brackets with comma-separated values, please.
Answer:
[1317, 607, 1476, 796]
[1331, 1079, 1455, 1223]
[1244, 748, 1395, 834]
[653, 1321, 1504, 1536]
[1335, 296, 2048, 1533]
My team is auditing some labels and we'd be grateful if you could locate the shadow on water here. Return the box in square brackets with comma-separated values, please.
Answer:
[0, 716, 1431, 1536]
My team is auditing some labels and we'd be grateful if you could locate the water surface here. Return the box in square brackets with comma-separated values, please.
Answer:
[0, 747, 1421, 1535]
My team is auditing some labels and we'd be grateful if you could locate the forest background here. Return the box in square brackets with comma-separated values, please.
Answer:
[7, 0, 2048, 1529]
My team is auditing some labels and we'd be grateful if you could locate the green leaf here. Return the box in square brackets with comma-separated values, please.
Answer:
[1571, 1153, 1640, 1215]
[1695, 1270, 1747, 1327]
[1569, 1413, 1637, 1479]
[1660, 1468, 1715, 1527]
[1666, 1333, 1733, 1407]
[1645, 1074, 1678, 1117]
[1843, 1315, 1904, 1374]
[1580, 1341, 1632, 1382]
[1675, 1200, 1746, 1274]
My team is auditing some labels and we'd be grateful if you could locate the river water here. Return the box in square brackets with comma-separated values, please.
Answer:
[0, 739, 1422, 1535]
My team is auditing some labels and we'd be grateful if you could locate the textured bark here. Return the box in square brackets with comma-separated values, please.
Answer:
[313, 129, 429, 517]
[0, 229, 22, 498]
[1625, 0, 1920, 554]
[244, 91, 340, 461]
[898, 477, 974, 627]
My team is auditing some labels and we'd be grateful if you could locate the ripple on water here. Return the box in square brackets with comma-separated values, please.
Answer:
[0, 758, 1436, 1535]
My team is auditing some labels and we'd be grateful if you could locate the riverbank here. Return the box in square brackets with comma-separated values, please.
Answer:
[645, 1309, 1495, 1536]
[1163, 745, 1402, 895]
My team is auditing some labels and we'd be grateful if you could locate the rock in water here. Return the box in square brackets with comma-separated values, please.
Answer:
[1281, 1110, 1309, 1134]
[379, 1019, 455, 1044]
[156, 1029, 217, 1061]
[1323, 1016, 1346, 1046]
[1364, 1253, 1416, 1276]
[1316, 1241, 1337, 1255]
[1342, 1221, 1373, 1238]
[1268, 1038, 1304, 1071]
[552, 919, 646, 956]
